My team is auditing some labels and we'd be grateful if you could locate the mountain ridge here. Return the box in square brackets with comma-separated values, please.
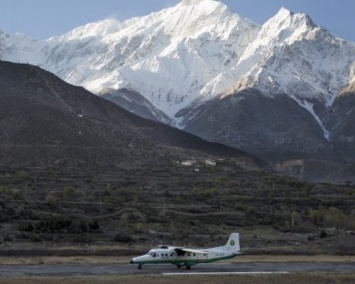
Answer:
[1, 1, 354, 181]
[0, 0, 260, 120]
[1, 2, 353, 127]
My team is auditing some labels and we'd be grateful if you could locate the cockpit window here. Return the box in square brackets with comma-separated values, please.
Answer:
[148, 251, 157, 257]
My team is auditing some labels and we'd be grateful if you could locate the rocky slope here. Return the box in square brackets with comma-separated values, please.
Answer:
[0, 60, 268, 170]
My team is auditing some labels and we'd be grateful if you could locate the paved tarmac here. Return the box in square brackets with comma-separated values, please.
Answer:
[0, 262, 354, 277]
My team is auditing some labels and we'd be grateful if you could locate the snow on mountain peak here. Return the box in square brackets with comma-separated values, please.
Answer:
[215, 5, 355, 120]
[1, 1, 354, 128]
[40, 0, 258, 119]
[252, 8, 354, 104]
[262, 7, 316, 44]
[161, 0, 245, 40]
[199, 7, 322, 100]
[56, 19, 122, 41]
[0, 0, 259, 121]
[180, 0, 219, 6]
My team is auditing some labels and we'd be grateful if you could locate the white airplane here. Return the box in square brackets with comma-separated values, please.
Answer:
[130, 233, 242, 270]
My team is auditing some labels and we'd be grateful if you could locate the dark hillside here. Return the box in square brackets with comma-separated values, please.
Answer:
[0, 60, 269, 170]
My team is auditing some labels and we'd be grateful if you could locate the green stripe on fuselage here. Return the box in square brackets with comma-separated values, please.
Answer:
[132, 254, 237, 265]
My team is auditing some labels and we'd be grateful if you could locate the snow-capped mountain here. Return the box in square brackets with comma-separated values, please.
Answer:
[1, 0, 354, 128]
[218, 7, 355, 103]
[180, 7, 355, 144]
[1, 0, 355, 181]
[217, 8, 355, 125]
[1, 0, 259, 121]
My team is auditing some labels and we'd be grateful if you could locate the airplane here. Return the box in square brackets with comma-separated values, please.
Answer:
[130, 233, 242, 270]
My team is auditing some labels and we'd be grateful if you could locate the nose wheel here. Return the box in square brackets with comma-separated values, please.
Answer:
[138, 264, 143, 270]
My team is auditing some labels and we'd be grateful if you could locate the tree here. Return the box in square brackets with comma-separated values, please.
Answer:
[106, 183, 113, 191]
[88, 220, 100, 232]
[291, 211, 302, 228]
[64, 186, 76, 200]
[45, 192, 58, 206]
[325, 207, 346, 228]
[310, 209, 323, 226]
[135, 223, 144, 233]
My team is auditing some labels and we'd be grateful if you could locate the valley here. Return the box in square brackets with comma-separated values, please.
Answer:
[0, 2, 354, 277]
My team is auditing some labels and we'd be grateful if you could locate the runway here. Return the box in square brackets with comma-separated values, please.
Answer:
[0, 262, 354, 277]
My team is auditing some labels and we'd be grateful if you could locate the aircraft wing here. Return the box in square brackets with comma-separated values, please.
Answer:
[175, 248, 208, 254]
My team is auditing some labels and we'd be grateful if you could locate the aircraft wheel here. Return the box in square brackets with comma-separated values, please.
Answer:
[177, 264, 181, 268]
[186, 265, 191, 270]
[138, 264, 142, 270]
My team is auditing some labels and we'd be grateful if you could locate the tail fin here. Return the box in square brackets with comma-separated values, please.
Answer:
[224, 233, 240, 252]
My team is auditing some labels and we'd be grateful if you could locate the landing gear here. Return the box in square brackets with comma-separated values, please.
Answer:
[176, 263, 192, 270]
[138, 264, 143, 270]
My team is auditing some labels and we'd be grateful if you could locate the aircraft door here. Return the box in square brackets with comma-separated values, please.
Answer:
[197, 253, 208, 261]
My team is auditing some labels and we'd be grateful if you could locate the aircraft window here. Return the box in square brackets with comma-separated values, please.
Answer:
[188, 253, 191, 257]
[170, 253, 173, 257]
[153, 253, 157, 257]
[193, 253, 196, 256]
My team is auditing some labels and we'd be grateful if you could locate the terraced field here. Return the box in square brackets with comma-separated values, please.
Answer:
[0, 163, 354, 255]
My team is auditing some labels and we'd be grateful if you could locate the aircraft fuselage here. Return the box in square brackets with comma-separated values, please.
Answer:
[130, 233, 241, 270]
[130, 246, 238, 270]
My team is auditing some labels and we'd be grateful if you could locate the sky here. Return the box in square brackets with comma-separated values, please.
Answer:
[0, 0, 354, 42]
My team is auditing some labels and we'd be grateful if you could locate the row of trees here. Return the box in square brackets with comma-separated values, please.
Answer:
[275, 206, 353, 232]
[18, 216, 99, 234]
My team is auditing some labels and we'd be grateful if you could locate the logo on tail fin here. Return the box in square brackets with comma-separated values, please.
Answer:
[230, 240, 235, 246]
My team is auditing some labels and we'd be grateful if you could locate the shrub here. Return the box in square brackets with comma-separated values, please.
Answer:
[310, 209, 323, 226]
[63, 186, 76, 200]
[113, 233, 132, 243]
[88, 220, 100, 232]
[135, 223, 144, 233]
[247, 206, 257, 214]
[320, 230, 327, 238]
[10, 188, 21, 199]
[45, 192, 58, 205]
[291, 211, 302, 227]
[214, 176, 229, 186]
[18, 222, 34, 232]
[3, 235, 13, 242]
[307, 235, 315, 241]
[0, 185, 6, 195]
[325, 207, 347, 228]
[17, 170, 29, 180]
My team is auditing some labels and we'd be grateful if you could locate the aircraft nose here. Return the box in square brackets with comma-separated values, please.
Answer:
[130, 259, 134, 264]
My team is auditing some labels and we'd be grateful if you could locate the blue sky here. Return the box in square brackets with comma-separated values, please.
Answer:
[0, 0, 354, 42]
